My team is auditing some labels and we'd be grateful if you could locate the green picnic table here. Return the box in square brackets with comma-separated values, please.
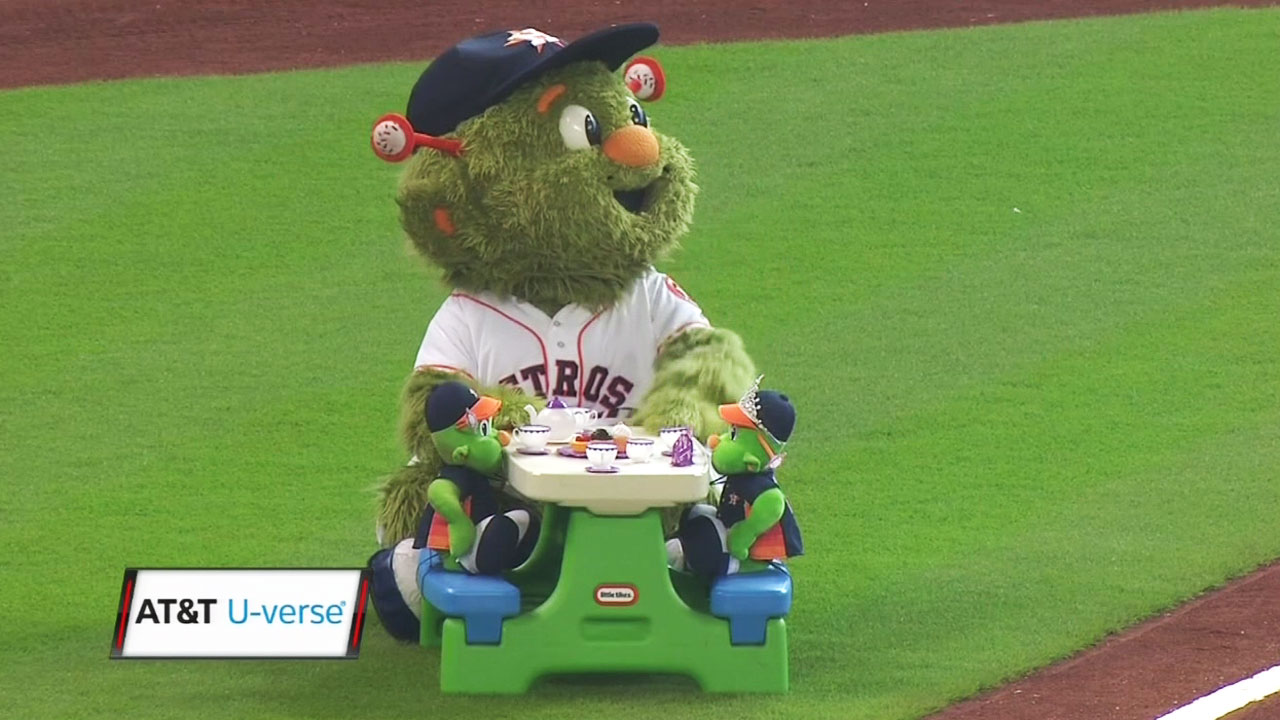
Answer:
[418, 438, 791, 693]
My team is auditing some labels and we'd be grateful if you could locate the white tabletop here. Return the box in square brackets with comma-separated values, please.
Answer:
[504, 437, 712, 516]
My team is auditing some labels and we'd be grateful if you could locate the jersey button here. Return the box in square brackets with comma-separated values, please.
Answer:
[557, 341, 566, 348]
[553, 321, 561, 327]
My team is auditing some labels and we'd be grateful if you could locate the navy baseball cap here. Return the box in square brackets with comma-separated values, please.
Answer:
[426, 381, 501, 433]
[407, 23, 660, 137]
[754, 391, 796, 444]
[720, 386, 796, 445]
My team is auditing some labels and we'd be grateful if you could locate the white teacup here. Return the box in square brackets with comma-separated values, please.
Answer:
[585, 441, 618, 470]
[514, 424, 551, 452]
[658, 426, 689, 452]
[626, 437, 655, 462]
[565, 407, 600, 430]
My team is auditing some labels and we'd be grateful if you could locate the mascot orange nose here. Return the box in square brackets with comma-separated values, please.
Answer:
[707, 434, 721, 450]
[603, 125, 660, 168]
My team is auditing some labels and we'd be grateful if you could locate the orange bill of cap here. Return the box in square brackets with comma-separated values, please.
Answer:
[456, 395, 502, 428]
[718, 402, 757, 429]
[471, 395, 501, 420]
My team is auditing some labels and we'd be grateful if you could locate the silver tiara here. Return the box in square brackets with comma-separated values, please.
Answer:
[739, 374, 785, 466]
[738, 374, 765, 428]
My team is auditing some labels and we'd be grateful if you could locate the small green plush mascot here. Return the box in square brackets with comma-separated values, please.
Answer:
[366, 24, 757, 641]
[411, 381, 539, 575]
[666, 377, 803, 576]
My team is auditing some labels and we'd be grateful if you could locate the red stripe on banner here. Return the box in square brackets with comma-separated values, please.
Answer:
[351, 577, 370, 649]
[576, 312, 604, 407]
[116, 577, 134, 649]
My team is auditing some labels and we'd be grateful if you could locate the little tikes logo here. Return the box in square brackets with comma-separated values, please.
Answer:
[594, 584, 638, 607]
[111, 569, 370, 659]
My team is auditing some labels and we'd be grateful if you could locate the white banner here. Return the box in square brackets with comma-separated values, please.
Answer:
[111, 569, 371, 659]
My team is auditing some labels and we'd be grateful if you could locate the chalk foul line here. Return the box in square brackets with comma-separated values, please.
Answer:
[1155, 664, 1280, 720]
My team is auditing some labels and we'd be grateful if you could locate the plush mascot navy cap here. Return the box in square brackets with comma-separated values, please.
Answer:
[426, 381, 487, 432]
[756, 391, 796, 444]
[407, 23, 659, 136]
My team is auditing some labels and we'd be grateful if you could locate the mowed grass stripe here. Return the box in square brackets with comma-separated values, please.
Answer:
[2, 8, 1277, 719]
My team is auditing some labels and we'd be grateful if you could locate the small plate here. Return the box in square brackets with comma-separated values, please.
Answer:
[585, 465, 620, 474]
[516, 448, 549, 456]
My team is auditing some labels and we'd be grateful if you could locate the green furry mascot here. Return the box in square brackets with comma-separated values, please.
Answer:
[366, 23, 756, 641]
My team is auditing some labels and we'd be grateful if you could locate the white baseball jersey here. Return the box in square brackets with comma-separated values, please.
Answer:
[414, 269, 710, 419]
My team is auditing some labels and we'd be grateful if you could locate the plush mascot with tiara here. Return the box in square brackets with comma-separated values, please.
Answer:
[366, 23, 757, 640]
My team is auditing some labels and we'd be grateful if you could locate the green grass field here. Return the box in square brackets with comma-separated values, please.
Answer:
[3, 7, 1278, 719]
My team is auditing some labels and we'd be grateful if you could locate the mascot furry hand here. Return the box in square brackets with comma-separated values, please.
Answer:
[367, 24, 756, 640]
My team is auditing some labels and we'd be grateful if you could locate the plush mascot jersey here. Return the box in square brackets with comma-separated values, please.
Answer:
[416, 269, 709, 417]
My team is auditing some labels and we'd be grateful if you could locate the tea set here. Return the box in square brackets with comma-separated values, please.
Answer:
[520, 398, 595, 445]
[512, 399, 690, 473]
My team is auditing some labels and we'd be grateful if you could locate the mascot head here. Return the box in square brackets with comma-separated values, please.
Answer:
[707, 377, 795, 474]
[371, 24, 697, 311]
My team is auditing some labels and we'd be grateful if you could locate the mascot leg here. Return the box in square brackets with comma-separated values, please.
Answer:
[459, 509, 540, 575]
[368, 538, 425, 642]
[510, 509, 540, 566]
[369, 461, 438, 642]
[666, 504, 739, 576]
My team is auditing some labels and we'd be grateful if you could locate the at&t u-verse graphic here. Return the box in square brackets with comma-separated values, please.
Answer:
[112, 569, 370, 659]
[130, 597, 350, 625]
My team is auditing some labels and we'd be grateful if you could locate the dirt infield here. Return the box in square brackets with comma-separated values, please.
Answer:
[929, 560, 1280, 720]
[7, 0, 1280, 717]
[0, 0, 1276, 89]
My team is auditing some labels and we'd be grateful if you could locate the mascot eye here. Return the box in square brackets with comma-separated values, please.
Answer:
[559, 104, 602, 150]
[478, 419, 492, 436]
[730, 427, 738, 441]
[628, 99, 648, 127]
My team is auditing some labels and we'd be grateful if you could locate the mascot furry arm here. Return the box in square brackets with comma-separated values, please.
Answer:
[370, 25, 756, 547]
[630, 327, 756, 437]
